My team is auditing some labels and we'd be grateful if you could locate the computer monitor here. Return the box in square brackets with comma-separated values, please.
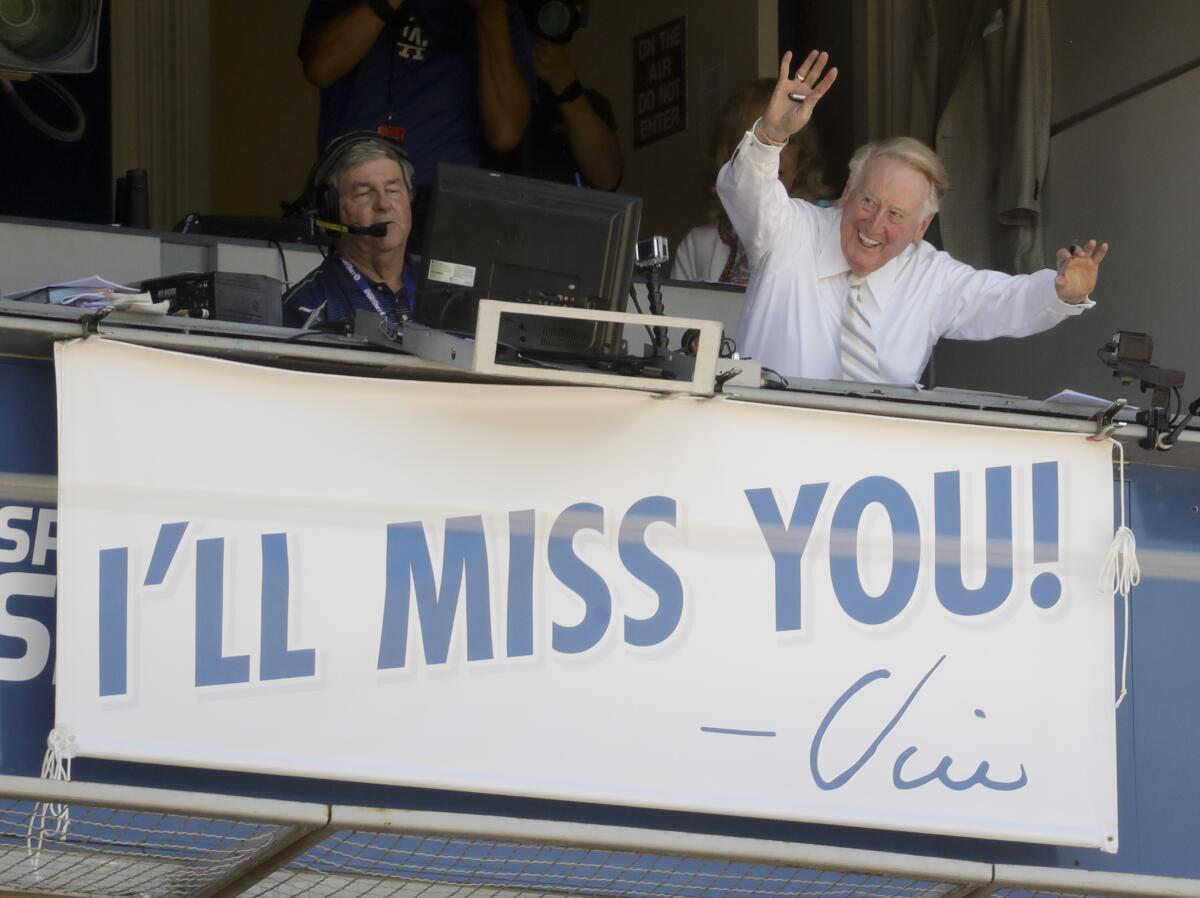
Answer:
[414, 164, 641, 355]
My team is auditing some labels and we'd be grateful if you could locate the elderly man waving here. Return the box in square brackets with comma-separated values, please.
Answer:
[717, 50, 1108, 385]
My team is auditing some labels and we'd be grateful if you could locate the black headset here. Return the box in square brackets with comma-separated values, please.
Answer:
[303, 130, 412, 225]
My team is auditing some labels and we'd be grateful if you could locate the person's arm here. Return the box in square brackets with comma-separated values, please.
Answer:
[299, 0, 400, 89]
[470, 0, 532, 153]
[716, 50, 836, 265]
[534, 41, 623, 190]
[939, 256, 1098, 343]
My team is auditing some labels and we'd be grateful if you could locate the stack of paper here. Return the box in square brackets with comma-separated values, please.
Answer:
[6, 275, 166, 314]
[8, 275, 141, 308]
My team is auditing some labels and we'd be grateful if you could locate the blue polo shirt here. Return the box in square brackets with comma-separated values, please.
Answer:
[304, 0, 535, 190]
[282, 253, 417, 328]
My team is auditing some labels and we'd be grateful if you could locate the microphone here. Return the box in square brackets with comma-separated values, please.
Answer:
[314, 219, 391, 237]
[347, 221, 390, 237]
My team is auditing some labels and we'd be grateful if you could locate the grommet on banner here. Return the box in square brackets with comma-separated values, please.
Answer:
[26, 728, 78, 874]
[1100, 438, 1140, 710]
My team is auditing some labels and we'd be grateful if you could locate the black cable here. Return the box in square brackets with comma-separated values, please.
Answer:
[1, 74, 86, 143]
[270, 240, 291, 288]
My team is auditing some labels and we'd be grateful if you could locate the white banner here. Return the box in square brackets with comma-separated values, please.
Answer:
[55, 339, 1118, 850]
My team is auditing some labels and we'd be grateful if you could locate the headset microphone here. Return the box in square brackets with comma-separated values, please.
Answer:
[348, 222, 390, 237]
[315, 220, 390, 237]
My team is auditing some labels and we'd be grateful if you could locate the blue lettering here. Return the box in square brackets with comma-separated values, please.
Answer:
[378, 516, 494, 668]
[144, 521, 188, 586]
[259, 533, 316, 681]
[195, 537, 251, 686]
[744, 484, 828, 631]
[98, 547, 128, 695]
[505, 509, 536, 658]
[810, 656, 945, 790]
[619, 496, 683, 647]
[1032, 461, 1059, 562]
[934, 467, 1013, 616]
[830, 477, 919, 625]
[1030, 461, 1063, 607]
[549, 503, 611, 654]
[811, 656, 1028, 792]
[893, 745, 1028, 791]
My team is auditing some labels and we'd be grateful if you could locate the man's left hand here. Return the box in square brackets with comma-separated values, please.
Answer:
[1055, 239, 1109, 303]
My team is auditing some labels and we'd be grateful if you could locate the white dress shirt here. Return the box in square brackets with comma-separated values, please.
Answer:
[716, 129, 1091, 384]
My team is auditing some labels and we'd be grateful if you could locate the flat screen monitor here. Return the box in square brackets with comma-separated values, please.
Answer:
[415, 163, 641, 355]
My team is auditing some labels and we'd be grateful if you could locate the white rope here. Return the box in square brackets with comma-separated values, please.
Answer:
[26, 728, 78, 875]
[1099, 439, 1140, 709]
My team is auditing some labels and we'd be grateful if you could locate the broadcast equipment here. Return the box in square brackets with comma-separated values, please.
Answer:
[1098, 330, 1187, 450]
[139, 272, 283, 327]
[634, 236, 669, 268]
[634, 235, 670, 352]
[520, 0, 583, 43]
[0, 0, 102, 72]
[1, 0, 103, 141]
[415, 163, 641, 356]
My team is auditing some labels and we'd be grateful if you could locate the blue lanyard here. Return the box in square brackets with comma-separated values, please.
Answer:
[338, 256, 389, 318]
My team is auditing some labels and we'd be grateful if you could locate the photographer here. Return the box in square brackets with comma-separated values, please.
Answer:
[488, 1, 622, 190]
[299, 0, 535, 192]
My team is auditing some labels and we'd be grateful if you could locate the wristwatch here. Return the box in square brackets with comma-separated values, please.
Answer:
[553, 80, 585, 104]
[365, 0, 398, 24]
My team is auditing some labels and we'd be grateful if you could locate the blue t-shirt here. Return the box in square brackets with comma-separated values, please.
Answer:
[304, 0, 535, 189]
[282, 252, 417, 328]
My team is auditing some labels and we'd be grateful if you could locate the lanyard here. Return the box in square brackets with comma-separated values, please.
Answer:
[338, 256, 390, 319]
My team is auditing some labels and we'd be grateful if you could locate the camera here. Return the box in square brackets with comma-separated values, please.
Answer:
[634, 235, 669, 269]
[1107, 330, 1153, 365]
[520, 0, 583, 43]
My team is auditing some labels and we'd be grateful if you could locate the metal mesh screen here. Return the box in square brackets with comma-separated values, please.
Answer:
[0, 780, 1191, 898]
[249, 831, 963, 898]
[0, 796, 301, 897]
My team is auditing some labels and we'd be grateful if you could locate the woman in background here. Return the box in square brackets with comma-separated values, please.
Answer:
[672, 77, 833, 285]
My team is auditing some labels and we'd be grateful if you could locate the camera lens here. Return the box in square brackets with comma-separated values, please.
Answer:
[524, 0, 578, 43]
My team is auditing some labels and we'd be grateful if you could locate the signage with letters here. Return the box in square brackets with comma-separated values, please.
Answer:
[0, 499, 57, 774]
[632, 17, 686, 148]
[54, 339, 1118, 850]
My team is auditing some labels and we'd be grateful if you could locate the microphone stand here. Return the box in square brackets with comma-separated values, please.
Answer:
[645, 262, 668, 355]
[633, 235, 671, 358]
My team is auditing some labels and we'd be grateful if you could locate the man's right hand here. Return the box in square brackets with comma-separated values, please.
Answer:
[757, 50, 837, 145]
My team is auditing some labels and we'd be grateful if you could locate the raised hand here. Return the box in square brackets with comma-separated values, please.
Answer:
[758, 50, 838, 145]
[1055, 239, 1110, 302]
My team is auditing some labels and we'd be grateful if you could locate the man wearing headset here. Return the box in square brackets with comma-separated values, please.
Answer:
[283, 133, 417, 329]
